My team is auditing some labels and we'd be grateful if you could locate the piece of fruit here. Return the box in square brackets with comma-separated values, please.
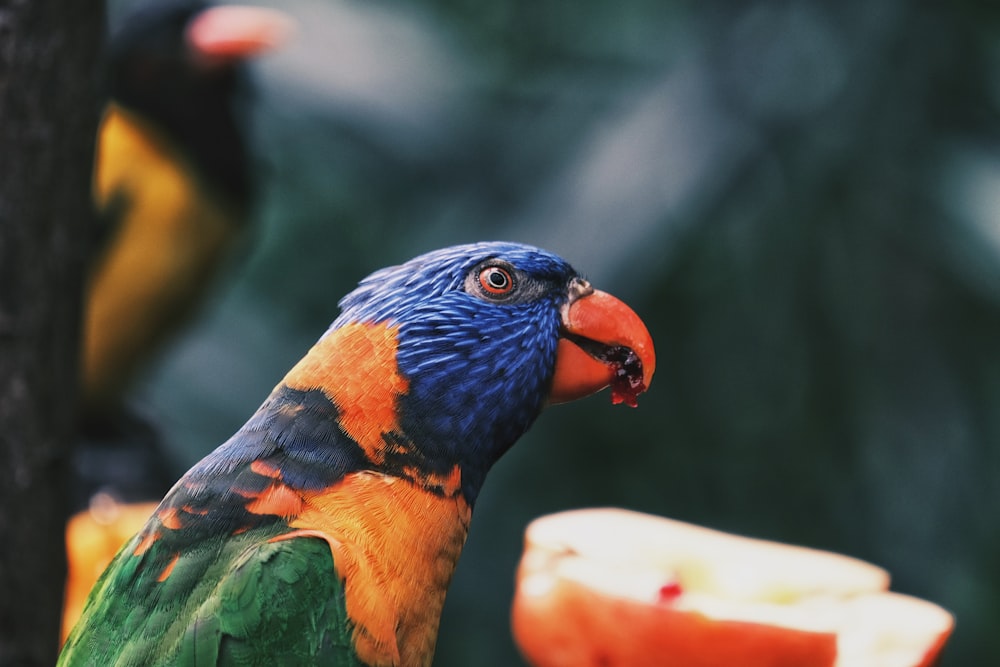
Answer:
[62, 496, 158, 642]
[512, 508, 953, 667]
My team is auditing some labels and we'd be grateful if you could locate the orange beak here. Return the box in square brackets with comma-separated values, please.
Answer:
[186, 6, 295, 61]
[549, 279, 656, 406]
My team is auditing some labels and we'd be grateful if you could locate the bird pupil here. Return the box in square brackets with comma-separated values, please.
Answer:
[489, 270, 507, 287]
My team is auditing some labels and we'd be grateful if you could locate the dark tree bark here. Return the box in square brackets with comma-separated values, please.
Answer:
[0, 2, 104, 664]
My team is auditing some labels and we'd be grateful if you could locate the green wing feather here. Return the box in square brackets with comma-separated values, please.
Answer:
[59, 535, 364, 666]
[203, 537, 361, 665]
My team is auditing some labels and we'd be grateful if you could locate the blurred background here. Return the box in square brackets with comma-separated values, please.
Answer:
[106, 0, 999, 664]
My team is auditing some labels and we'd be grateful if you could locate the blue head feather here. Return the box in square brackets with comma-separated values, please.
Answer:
[333, 241, 580, 503]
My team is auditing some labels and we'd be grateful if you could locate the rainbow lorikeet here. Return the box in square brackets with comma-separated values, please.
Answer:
[59, 241, 656, 667]
[84, 0, 291, 415]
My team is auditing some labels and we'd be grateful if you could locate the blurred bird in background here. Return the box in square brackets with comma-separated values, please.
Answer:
[58, 241, 655, 666]
[83, 0, 292, 426]
[64, 0, 292, 639]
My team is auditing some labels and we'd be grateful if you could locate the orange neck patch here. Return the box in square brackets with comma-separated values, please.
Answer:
[282, 322, 408, 465]
[283, 471, 471, 667]
[259, 324, 475, 664]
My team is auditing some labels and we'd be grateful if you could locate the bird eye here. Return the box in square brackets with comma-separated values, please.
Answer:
[478, 266, 514, 295]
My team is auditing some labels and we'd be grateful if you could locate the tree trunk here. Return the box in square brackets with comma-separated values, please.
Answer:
[0, 2, 104, 664]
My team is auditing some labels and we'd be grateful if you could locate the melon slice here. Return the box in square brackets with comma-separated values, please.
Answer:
[62, 496, 158, 642]
[512, 508, 952, 667]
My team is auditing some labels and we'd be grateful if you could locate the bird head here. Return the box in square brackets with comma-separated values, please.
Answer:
[106, 1, 292, 203]
[323, 241, 655, 501]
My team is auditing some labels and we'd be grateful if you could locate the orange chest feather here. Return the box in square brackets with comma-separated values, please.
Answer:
[279, 471, 471, 667]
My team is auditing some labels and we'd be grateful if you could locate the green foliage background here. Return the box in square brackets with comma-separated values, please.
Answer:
[118, 0, 1000, 664]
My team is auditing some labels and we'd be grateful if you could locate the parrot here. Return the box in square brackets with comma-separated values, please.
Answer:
[83, 0, 292, 417]
[58, 241, 656, 667]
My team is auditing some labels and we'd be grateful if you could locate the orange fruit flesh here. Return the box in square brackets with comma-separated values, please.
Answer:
[62, 497, 158, 643]
[513, 508, 953, 667]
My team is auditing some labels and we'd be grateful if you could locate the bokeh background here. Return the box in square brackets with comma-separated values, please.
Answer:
[111, 0, 999, 664]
